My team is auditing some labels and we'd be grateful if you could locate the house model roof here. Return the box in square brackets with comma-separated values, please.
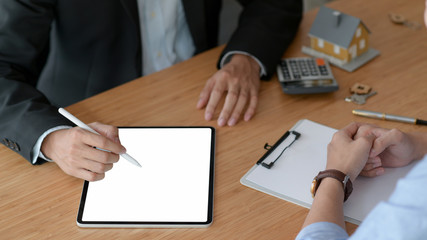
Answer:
[308, 6, 370, 49]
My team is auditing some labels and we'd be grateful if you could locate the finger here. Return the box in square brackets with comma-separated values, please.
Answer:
[360, 167, 385, 177]
[218, 86, 240, 126]
[227, 90, 249, 126]
[82, 158, 114, 174]
[365, 156, 381, 164]
[62, 163, 106, 181]
[84, 146, 120, 164]
[204, 81, 226, 121]
[353, 133, 376, 161]
[332, 122, 360, 143]
[75, 128, 126, 154]
[89, 122, 121, 143]
[362, 161, 382, 171]
[79, 169, 106, 182]
[57, 152, 114, 180]
[243, 90, 258, 122]
[360, 133, 376, 147]
[341, 122, 362, 139]
[369, 128, 399, 158]
[197, 78, 215, 109]
[354, 124, 376, 139]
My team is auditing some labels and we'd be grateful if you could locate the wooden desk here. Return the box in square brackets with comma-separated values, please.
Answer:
[1, 0, 426, 239]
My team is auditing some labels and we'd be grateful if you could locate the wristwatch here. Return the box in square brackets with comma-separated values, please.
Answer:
[310, 169, 353, 202]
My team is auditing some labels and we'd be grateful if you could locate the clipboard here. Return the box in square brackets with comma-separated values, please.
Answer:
[241, 119, 416, 225]
[77, 126, 215, 228]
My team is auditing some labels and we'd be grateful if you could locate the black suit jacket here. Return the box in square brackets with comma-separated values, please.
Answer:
[0, 0, 302, 163]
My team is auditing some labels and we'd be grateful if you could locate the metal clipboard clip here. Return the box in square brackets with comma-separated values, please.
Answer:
[256, 130, 301, 169]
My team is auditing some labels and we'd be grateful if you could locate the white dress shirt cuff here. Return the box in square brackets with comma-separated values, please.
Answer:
[31, 125, 73, 164]
[220, 51, 267, 77]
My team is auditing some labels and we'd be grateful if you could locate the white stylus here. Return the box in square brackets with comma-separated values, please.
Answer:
[58, 108, 141, 167]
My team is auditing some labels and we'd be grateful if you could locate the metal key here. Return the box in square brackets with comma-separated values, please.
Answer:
[345, 91, 377, 105]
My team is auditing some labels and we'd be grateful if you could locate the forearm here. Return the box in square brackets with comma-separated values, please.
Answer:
[299, 123, 374, 236]
[303, 178, 345, 229]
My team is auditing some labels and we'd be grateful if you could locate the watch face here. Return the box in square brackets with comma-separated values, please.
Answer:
[310, 179, 317, 198]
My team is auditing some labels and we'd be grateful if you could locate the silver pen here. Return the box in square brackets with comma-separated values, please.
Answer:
[352, 109, 427, 126]
[58, 108, 142, 167]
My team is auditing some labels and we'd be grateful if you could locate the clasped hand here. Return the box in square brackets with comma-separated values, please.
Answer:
[326, 122, 420, 182]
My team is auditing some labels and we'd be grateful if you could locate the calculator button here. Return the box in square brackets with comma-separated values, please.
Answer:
[320, 70, 328, 74]
[316, 58, 325, 66]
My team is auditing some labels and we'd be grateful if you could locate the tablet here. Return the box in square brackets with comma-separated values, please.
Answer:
[76, 127, 215, 228]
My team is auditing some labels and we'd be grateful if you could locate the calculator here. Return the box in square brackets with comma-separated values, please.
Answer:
[276, 57, 338, 94]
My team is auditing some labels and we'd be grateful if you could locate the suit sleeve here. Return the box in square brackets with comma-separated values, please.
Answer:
[0, 0, 73, 164]
[219, 0, 303, 80]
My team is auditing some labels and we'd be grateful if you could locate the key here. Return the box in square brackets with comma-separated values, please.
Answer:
[389, 13, 421, 30]
[361, 91, 377, 103]
[345, 94, 364, 104]
[345, 91, 377, 105]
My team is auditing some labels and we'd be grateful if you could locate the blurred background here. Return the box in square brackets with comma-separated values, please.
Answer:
[219, 0, 333, 44]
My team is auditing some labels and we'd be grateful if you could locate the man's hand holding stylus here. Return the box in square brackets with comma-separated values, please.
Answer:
[41, 122, 126, 181]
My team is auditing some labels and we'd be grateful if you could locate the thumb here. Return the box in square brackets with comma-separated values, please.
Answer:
[369, 129, 396, 158]
[357, 133, 376, 149]
[354, 133, 376, 160]
[365, 133, 376, 144]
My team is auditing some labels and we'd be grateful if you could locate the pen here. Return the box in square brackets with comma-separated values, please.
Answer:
[58, 108, 142, 167]
[352, 109, 427, 126]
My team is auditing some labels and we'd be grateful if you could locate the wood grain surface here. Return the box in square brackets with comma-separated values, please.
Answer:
[1, 0, 426, 239]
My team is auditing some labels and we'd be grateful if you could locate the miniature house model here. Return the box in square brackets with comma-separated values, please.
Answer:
[309, 7, 370, 63]
[302, 6, 379, 72]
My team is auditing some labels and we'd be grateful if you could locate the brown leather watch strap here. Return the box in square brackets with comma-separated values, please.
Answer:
[311, 169, 353, 202]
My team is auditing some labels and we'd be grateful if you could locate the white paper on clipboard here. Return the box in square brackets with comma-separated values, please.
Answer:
[241, 119, 415, 225]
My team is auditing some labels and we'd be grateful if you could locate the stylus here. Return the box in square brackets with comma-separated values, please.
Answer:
[58, 108, 142, 167]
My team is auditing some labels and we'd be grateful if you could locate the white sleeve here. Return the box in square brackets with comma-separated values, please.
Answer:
[219, 51, 267, 77]
[350, 155, 427, 240]
[295, 222, 349, 240]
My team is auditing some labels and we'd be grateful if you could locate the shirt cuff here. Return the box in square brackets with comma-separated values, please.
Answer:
[220, 51, 267, 77]
[31, 125, 73, 164]
[295, 222, 349, 240]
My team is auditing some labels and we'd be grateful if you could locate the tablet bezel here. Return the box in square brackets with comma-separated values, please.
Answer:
[76, 126, 215, 228]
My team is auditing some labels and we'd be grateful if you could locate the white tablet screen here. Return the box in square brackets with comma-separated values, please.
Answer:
[77, 127, 215, 227]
